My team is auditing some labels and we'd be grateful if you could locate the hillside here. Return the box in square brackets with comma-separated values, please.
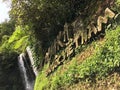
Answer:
[34, 0, 120, 90]
[0, 0, 120, 90]
[34, 26, 120, 90]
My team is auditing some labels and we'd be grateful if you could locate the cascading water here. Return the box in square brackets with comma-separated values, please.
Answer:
[18, 53, 35, 90]
[26, 47, 38, 76]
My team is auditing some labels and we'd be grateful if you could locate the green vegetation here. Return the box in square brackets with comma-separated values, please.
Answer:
[0, 21, 25, 90]
[10, 0, 102, 50]
[34, 26, 120, 90]
[0, 0, 120, 90]
[0, 25, 30, 52]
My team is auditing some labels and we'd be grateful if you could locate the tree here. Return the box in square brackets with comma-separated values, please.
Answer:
[10, 0, 114, 51]
[0, 20, 15, 42]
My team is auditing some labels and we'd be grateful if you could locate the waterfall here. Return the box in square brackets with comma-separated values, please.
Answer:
[26, 47, 38, 76]
[18, 53, 35, 90]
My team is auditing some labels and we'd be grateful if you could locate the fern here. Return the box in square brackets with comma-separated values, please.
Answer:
[0, 25, 31, 53]
[14, 36, 29, 49]
[8, 26, 26, 43]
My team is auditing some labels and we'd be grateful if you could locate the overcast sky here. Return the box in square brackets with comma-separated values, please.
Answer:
[0, 0, 11, 23]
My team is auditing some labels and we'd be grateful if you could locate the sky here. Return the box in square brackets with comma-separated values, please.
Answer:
[0, 0, 11, 23]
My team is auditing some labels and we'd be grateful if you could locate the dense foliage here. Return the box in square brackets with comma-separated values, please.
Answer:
[0, 0, 120, 90]
[34, 26, 120, 90]
[0, 20, 25, 90]
[0, 20, 15, 43]
[10, 0, 103, 49]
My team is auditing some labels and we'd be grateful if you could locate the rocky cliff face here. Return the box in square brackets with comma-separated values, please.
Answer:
[40, 0, 118, 76]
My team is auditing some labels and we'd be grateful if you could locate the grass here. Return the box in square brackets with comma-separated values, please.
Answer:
[34, 26, 120, 90]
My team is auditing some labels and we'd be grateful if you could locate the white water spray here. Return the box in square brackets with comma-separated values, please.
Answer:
[26, 47, 38, 76]
[18, 53, 34, 90]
